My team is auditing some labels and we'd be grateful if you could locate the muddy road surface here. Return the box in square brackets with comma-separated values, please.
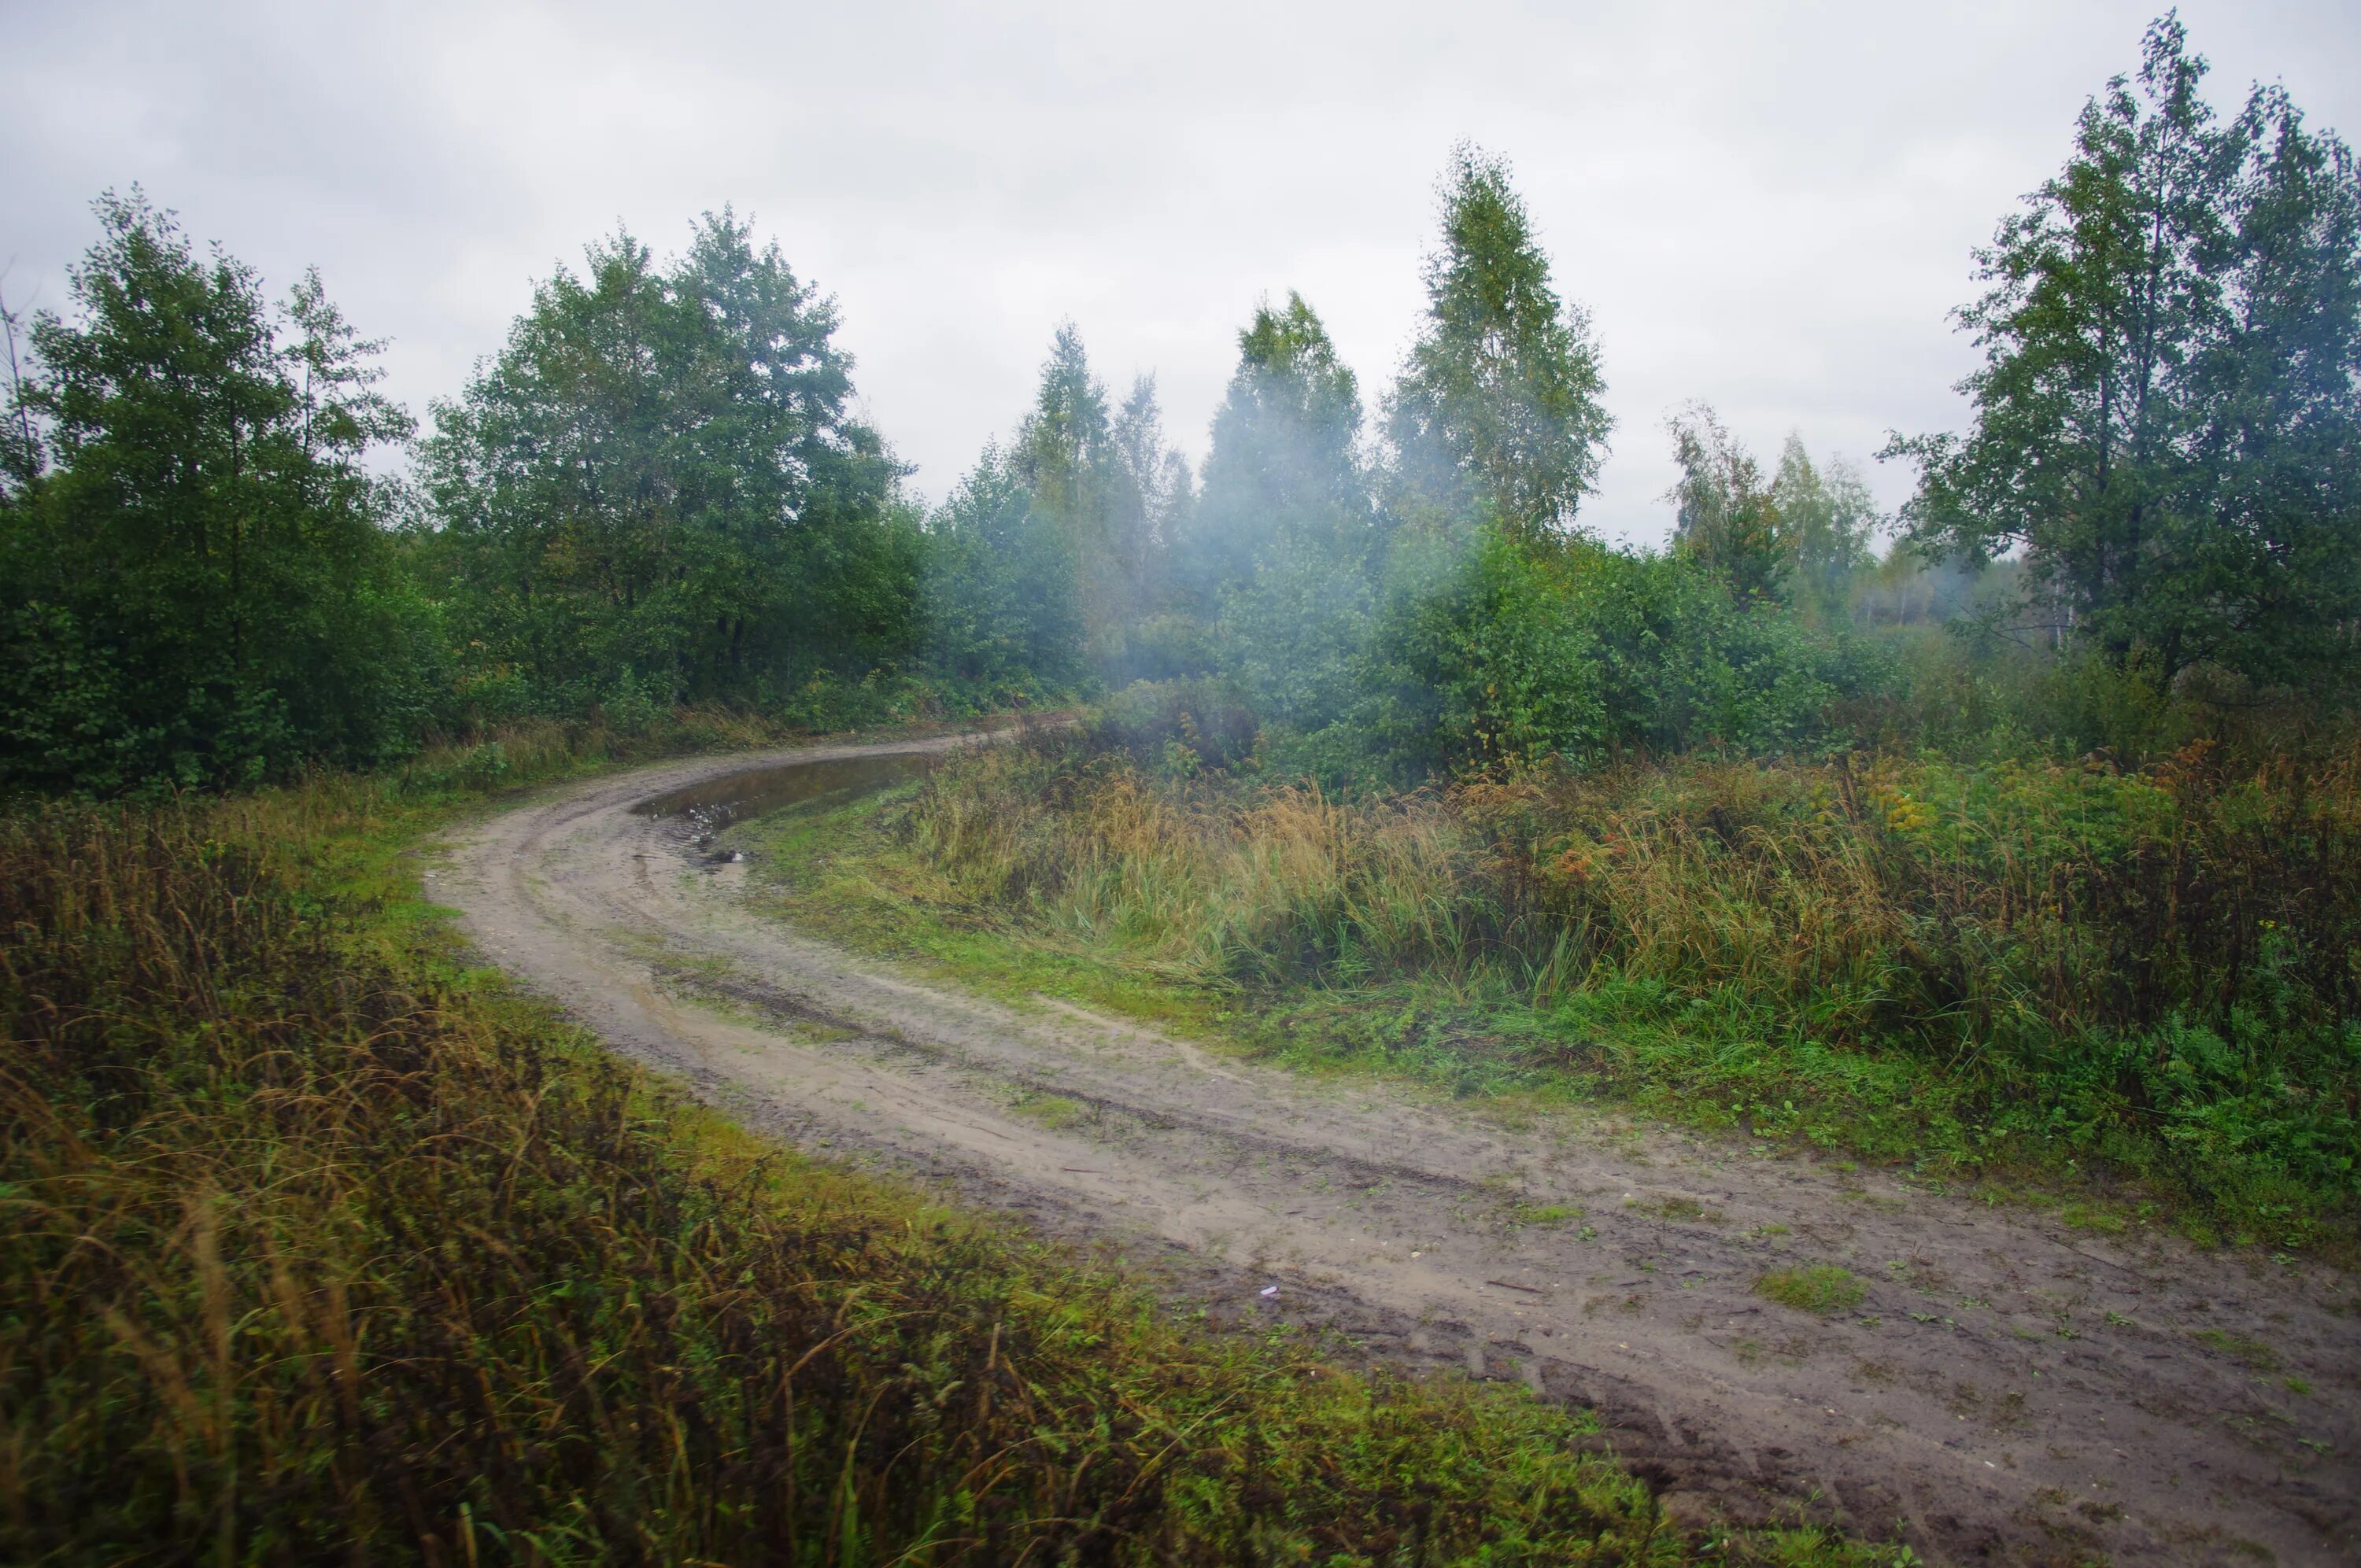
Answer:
[436, 736, 2359, 1566]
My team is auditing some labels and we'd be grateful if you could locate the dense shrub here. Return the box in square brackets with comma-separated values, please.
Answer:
[1376, 531, 1871, 775]
[1457, 744, 2361, 1199]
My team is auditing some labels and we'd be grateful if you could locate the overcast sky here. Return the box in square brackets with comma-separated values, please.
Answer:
[6, 0, 2358, 544]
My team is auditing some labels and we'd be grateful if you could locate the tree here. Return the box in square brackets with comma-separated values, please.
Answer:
[1184, 293, 1369, 601]
[1388, 144, 1611, 544]
[920, 441, 1085, 688]
[418, 212, 913, 715]
[1008, 323, 1188, 673]
[0, 191, 430, 791]
[1186, 293, 1383, 728]
[1887, 16, 2361, 687]
[1769, 437, 1879, 623]
[1665, 403, 1786, 603]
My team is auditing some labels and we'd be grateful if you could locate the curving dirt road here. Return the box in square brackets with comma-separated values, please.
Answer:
[434, 735, 2359, 1566]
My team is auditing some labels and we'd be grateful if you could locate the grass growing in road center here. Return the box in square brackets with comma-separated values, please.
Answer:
[1756, 1267, 1868, 1315]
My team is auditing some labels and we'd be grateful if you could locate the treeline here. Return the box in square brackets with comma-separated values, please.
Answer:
[0, 204, 937, 792]
[4, 16, 2358, 797]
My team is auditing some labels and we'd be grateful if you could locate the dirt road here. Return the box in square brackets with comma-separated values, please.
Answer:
[435, 736, 2359, 1566]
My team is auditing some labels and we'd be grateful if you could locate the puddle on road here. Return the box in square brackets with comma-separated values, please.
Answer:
[633, 751, 938, 839]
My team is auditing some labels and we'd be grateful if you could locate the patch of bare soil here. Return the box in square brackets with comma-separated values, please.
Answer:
[435, 738, 2359, 1566]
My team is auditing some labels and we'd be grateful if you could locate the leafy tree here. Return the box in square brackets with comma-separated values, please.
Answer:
[920, 442, 1086, 689]
[1768, 437, 1880, 624]
[1665, 406, 1881, 618]
[0, 191, 430, 791]
[1388, 144, 1611, 543]
[1184, 293, 1370, 603]
[1381, 534, 1851, 772]
[1887, 16, 2361, 687]
[1183, 293, 1384, 729]
[1007, 323, 1188, 674]
[1665, 402, 1786, 603]
[418, 213, 914, 717]
[1111, 374, 1192, 569]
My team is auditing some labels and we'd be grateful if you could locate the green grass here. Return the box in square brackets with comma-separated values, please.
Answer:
[1011, 1090, 1089, 1129]
[0, 731, 1908, 1565]
[2192, 1329, 2284, 1374]
[1754, 1267, 1868, 1316]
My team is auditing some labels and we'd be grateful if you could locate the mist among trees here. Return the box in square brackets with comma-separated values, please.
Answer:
[3, 18, 2358, 796]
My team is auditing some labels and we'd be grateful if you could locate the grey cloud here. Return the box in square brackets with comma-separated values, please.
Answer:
[6, 0, 2355, 544]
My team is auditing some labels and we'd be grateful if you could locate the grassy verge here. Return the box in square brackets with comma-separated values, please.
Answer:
[738, 730, 2359, 1258]
[1, 727, 1904, 1565]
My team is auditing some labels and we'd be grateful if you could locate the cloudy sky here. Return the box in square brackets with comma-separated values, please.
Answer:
[6, 0, 2357, 544]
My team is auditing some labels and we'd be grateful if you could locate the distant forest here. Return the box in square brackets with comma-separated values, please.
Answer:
[2, 15, 2356, 795]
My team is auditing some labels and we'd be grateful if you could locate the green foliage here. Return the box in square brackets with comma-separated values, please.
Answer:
[1380, 529, 1861, 772]
[1667, 403, 1790, 605]
[1467, 743, 2361, 1218]
[416, 212, 918, 719]
[1389, 143, 1612, 543]
[1665, 406, 1880, 620]
[1889, 16, 2361, 688]
[1184, 293, 1385, 732]
[920, 441, 1088, 692]
[844, 720, 2361, 1240]
[0, 192, 435, 791]
[1771, 438, 1880, 625]
[1003, 324, 1190, 679]
[1184, 293, 1371, 608]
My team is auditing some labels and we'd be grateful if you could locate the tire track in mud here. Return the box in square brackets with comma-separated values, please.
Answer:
[435, 737, 2359, 1566]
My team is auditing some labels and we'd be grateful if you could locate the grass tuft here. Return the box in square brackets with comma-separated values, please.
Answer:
[1756, 1267, 1868, 1315]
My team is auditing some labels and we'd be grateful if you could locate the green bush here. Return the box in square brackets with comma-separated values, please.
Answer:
[1376, 529, 1866, 774]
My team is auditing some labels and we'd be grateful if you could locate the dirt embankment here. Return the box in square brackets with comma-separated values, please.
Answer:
[434, 736, 2359, 1566]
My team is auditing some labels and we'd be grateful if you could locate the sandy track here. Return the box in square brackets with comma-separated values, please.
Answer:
[435, 737, 2359, 1566]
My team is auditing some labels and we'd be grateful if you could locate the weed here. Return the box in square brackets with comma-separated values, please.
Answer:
[1011, 1090, 1089, 1130]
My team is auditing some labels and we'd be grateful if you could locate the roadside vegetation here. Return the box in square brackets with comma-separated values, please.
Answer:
[2, 736, 1908, 1566]
[748, 703, 2361, 1252]
[726, 17, 2361, 1256]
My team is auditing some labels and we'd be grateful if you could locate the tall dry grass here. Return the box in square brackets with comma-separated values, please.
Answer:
[903, 742, 1517, 987]
[895, 732, 2361, 1216]
[1459, 741, 2361, 1053]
